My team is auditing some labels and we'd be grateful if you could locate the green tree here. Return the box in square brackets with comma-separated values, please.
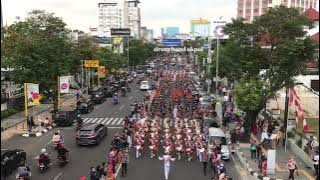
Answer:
[222, 6, 318, 130]
[127, 40, 155, 68]
[1, 10, 75, 111]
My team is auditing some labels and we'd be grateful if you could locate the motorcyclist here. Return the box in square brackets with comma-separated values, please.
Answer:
[52, 131, 63, 146]
[16, 163, 31, 179]
[121, 86, 126, 96]
[38, 148, 50, 167]
[76, 114, 83, 130]
[112, 93, 118, 104]
[57, 143, 69, 162]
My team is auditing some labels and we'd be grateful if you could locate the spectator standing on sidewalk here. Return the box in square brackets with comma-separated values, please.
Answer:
[287, 156, 298, 180]
[262, 159, 267, 177]
[313, 150, 319, 178]
[270, 130, 277, 149]
[250, 142, 257, 159]
[121, 149, 129, 177]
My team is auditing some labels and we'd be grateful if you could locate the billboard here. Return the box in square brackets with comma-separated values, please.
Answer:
[111, 28, 131, 36]
[162, 39, 182, 47]
[26, 83, 40, 106]
[59, 76, 70, 94]
[84, 60, 99, 68]
[211, 19, 228, 39]
[191, 19, 210, 37]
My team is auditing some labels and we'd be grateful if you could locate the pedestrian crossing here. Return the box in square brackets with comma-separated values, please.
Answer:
[82, 117, 125, 126]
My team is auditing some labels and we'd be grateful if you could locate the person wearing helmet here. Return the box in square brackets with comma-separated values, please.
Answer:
[38, 148, 50, 167]
[57, 143, 69, 162]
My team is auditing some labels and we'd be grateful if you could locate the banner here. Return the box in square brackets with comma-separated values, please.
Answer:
[113, 37, 122, 45]
[59, 76, 70, 94]
[98, 66, 106, 78]
[267, 149, 276, 175]
[26, 83, 40, 106]
[84, 60, 99, 68]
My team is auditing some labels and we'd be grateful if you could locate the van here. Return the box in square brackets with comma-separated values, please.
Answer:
[208, 127, 230, 160]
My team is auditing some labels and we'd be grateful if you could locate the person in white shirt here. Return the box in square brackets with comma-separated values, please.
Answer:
[313, 150, 319, 177]
[158, 151, 176, 180]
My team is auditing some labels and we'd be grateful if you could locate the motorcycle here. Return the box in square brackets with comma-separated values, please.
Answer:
[36, 156, 51, 173]
[127, 86, 131, 92]
[52, 139, 64, 150]
[112, 95, 119, 105]
[75, 120, 83, 131]
[121, 88, 126, 97]
[57, 154, 68, 167]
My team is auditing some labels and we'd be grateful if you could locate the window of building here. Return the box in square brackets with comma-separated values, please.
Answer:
[254, 9, 258, 12]
[239, 10, 243, 14]
[311, 80, 319, 92]
[269, 0, 273, 3]
[246, 9, 251, 13]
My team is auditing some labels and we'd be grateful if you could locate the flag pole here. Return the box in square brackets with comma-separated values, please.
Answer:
[57, 76, 61, 110]
[24, 83, 28, 130]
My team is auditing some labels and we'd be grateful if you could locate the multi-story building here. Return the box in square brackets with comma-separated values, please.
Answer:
[141, 27, 154, 43]
[127, 0, 141, 39]
[98, 0, 129, 37]
[97, 0, 141, 39]
[190, 19, 210, 37]
[161, 27, 180, 38]
[237, 0, 318, 23]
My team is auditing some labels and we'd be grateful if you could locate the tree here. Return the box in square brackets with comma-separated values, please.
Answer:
[127, 40, 156, 68]
[221, 6, 318, 131]
[98, 47, 127, 70]
[1, 10, 75, 111]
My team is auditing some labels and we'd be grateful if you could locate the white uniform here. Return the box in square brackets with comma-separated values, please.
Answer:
[159, 155, 175, 180]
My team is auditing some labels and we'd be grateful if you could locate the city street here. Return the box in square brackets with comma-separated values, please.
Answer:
[1, 83, 145, 180]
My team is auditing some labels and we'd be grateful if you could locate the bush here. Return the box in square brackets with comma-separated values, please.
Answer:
[1, 108, 19, 119]
[296, 138, 302, 147]
[287, 131, 295, 139]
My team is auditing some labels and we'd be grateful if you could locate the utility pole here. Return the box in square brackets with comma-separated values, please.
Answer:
[283, 84, 290, 151]
[81, 60, 84, 92]
[216, 37, 220, 95]
[207, 37, 212, 93]
[127, 37, 130, 72]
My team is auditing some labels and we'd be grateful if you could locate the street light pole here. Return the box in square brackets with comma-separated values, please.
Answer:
[127, 37, 130, 72]
[216, 37, 220, 95]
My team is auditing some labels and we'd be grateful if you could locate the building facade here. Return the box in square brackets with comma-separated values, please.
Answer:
[237, 0, 318, 23]
[127, 0, 141, 38]
[141, 27, 154, 43]
[161, 27, 180, 38]
[97, 0, 141, 39]
[191, 19, 210, 37]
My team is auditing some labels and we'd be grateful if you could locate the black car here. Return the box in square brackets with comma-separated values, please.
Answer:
[76, 99, 94, 114]
[91, 92, 105, 104]
[52, 109, 79, 126]
[75, 123, 107, 146]
[1, 149, 27, 177]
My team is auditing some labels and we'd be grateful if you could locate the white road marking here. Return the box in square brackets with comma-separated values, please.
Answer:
[129, 96, 133, 99]
[111, 118, 119, 125]
[96, 118, 105, 124]
[105, 118, 114, 125]
[85, 118, 94, 123]
[100, 118, 109, 125]
[91, 118, 99, 123]
[116, 118, 124, 125]
[135, 89, 139, 92]
[108, 127, 123, 129]
[119, 105, 125, 110]
[53, 172, 63, 180]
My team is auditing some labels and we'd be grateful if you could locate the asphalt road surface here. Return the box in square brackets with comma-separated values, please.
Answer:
[1, 82, 145, 180]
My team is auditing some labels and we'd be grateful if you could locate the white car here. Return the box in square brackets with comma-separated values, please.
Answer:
[140, 81, 150, 91]
[208, 127, 230, 160]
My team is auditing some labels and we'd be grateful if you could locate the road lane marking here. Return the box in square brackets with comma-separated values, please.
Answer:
[85, 118, 94, 123]
[135, 89, 139, 92]
[119, 105, 124, 110]
[116, 118, 124, 125]
[129, 96, 133, 99]
[108, 127, 123, 129]
[96, 118, 105, 124]
[53, 172, 63, 180]
[100, 118, 108, 125]
[105, 118, 114, 125]
[111, 118, 119, 125]
[91, 118, 99, 123]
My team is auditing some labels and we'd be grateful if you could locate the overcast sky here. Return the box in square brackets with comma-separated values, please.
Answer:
[2, 0, 318, 37]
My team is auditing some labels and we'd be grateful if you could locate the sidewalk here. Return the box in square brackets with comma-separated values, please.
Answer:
[1, 89, 88, 139]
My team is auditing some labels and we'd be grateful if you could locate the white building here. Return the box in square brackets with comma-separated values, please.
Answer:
[98, 0, 129, 37]
[97, 0, 141, 39]
[141, 27, 154, 43]
[127, 0, 141, 39]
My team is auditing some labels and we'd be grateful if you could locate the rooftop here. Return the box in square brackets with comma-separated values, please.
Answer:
[304, 8, 319, 21]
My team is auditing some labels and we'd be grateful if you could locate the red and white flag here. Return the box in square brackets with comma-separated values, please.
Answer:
[289, 87, 309, 132]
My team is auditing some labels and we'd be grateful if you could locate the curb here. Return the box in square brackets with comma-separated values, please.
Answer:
[22, 126, 53, 137]
[1, 95, 75, 132]
[235, 146, 284, 180]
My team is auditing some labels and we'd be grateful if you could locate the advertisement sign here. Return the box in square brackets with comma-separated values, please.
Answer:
[59, 76, 70, 94]
[162, 39, 182, 47]
[191, 19, 210, 37]
[267, 149, 276, 175]
[26, 83, 40, 106]
[212, 19, 228, 39]
[84, 60, 99, 68]
[113, 37, 122, 45]
[111, 28, 131, 36]
[98, 66, 106, 78]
